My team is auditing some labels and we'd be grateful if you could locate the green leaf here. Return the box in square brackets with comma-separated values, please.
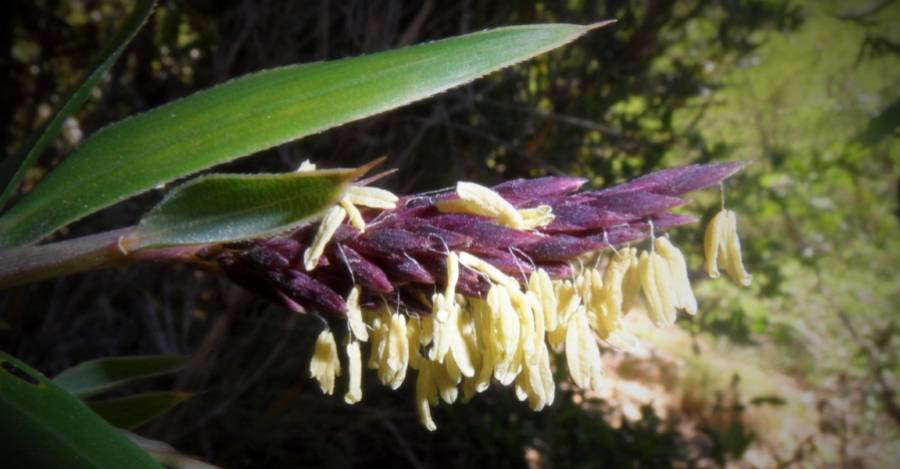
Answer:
[120, 168, 357, 250]
[0, 0, 157, 210]
[0, 21, 612, 247]
[125, 432, 223, 469]
[88, 392, 194, 430]
[53, 355, 188, 399]
[0, 352, 161, 468]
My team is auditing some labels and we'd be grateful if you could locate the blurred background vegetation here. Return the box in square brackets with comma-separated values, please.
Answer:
[2, 0, 898, 467]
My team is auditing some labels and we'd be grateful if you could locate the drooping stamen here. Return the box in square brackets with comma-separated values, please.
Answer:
[309, 328, 341, 395]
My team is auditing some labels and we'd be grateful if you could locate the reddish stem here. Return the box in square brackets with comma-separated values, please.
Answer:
[0, 228, 216, 288]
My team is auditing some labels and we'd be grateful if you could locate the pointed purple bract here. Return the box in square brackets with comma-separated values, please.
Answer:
[518, 235, 605, 262]
[420, 213, 488, 228]
[606, 161, 748, 196]
[266, 238, 302, 256]
[428, 215, 542, 247]
[334, 244, 394, 293]
[584, 191, 685, 217]
[647, 212, 698, 230]
[218, 256, 285, 304]
[349, 228, 436, 258]
[376, 254, 435, 284]
[240, 244, 291, 268]
[493, 176, 587, 203]
[394, 219, 473, 250]
[588, 225, 646, 246]
[543, 204, 631, 233]
[653, 161, 748, 195]
[330, 224, 361, 244]
[269, 269, 347, 316]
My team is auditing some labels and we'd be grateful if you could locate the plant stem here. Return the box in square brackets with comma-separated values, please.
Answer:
[0, 228, 216, 288]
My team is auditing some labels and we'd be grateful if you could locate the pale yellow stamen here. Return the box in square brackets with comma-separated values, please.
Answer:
[309, 329, 341, 395]
[620, 248, 643, 313]
[346, 286, 369, 342]
[486, 285, 521, 385]
[458, 303, 483, 379]
[406, 316, 425, 370]
[518, 336, 554, 410]
[374, 310, 409, 390]
[546, 280, 575, 351]
[346, 185, 399, 209]
[564, 306, 603, 391]
[581, 267, 607, 337]
[429, 293, 454, 361]
[340, 198, 367, 232]
[655, 237, 698, 315]
[303, 206, 347, 271]
[344, 339, 363, 404]
[418, 313, 434, 347]
[415, 362, 438, 431]
[704, 209, 752, 286]
[554, 279, 581, 325]
[526, 290, 545, 340]
[639, 251, 678, 327]
[449, 309, 476, 378]
[366, 308, 388, 370]
[704, 209, 728, 278]
[723, 211, 752, 286]
[458, 252, 519, 289]
[508, 288, 536, 358]
[653, 250, 679, 325]
[469, 299, 496, 393]
[537, 340, 555, 406]
[437, 181, 525, 228]
[528, 269, 559, 333]
[382, 312, 409, 389]
[518, 205, 555, 229]
[435, 357, 460, 404]
[594, 253, 629, 338]
[445, 252, 459, 299]
[429, 252, 473, 375]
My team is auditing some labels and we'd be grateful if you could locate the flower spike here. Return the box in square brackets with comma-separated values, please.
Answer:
[203, 160, 751, 429]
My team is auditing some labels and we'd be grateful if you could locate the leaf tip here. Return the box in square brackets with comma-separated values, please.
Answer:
[352, 156, 389, 180]
[586, 19, 618, 32]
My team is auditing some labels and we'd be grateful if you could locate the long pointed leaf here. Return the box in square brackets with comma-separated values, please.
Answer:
[53, 355, 188, 398]
[0, 352, 161, 468]
[125, 432, 224, 469]
[121, 168, 357, 250]
[0, 0, 156, 209]
[0, 22, 612, 247]
[88, 392, 194, 430]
